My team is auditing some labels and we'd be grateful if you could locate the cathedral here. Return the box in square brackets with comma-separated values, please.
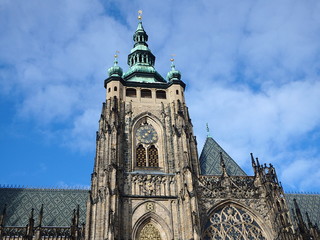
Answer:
[0, 17, 319, 240]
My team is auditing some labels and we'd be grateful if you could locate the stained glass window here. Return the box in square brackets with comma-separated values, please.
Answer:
[136, 145, 146, 167]
[203, 205, 266, 240]
[148, 145, 159, 167]
[139, 223, 161, 240]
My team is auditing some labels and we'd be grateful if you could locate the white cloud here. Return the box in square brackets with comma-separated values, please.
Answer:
[20, 84, 80, 123]
[1, 0, 320, 191]
[281, 159, 320, 192]
[189, 79, 320, 185]
[66, 108, 101, 152]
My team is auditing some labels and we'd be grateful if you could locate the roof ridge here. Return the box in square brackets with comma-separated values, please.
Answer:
[285, 191, 320, 195]
[0, 184, 90, 191]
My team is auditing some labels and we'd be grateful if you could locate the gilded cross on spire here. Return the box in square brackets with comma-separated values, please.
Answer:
[114, 50, 120, 59]
[170, 54, 176, 62]
[170, 54, 176, 70]
[114, 51, 120, 65]
[138, 10, 143, 21]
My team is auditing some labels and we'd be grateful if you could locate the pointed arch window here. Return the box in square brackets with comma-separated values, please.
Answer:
[136, 144, 146, 167]
[135, 122, 161, 169]
[203, 205, 267, 240]
[148, 145, 159, 167]
[138, 223, 162, 240]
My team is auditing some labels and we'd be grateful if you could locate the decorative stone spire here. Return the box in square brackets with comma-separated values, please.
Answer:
[250, 153, 256, 168]
[167, 58, 181, 81]
[108, 52, 123, 77]
[220, 152, 229, 177]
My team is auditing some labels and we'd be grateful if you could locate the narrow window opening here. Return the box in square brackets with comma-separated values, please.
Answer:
[114, 86, 117, 91]
[136, 145, 146, 167]
[126, 88, 137, 97]
[108, 88, 111, 92]
[148, 145, 159, 167]
[176, 90, 179, 95]
[141, 89, 152, 98]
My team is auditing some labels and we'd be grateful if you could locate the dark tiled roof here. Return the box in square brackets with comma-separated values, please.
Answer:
[199, 137, 247, 176]
[0, 188, 88, 227]
[286, 193, 320, 225]
[1, 189, 319, 228]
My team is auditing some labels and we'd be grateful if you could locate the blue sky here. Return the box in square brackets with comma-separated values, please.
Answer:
[1, 0, 320, 192]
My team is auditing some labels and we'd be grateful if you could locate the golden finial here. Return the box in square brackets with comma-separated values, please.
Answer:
[170, 54, 176, 62]
[114, 50, 120, 58]
[138, 10, 143, 20]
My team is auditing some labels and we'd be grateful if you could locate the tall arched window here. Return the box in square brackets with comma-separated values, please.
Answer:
[134, 119, 163, 171]
[148, 145, 159, 167]
[136, 145, 146, 167]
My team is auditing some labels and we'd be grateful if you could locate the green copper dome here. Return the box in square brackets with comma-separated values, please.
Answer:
[167, 61, 181, 81]
[108, 57, 123, 77]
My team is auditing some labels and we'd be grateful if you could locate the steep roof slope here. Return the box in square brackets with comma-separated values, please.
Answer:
[199, 137, 247, 176]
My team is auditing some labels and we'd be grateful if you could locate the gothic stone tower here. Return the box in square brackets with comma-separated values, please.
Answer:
[85, 20, 201, 240]
[85, 19, 302, 240]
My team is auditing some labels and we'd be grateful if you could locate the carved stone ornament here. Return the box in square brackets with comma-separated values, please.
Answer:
[203, 204, 267, 240]
[145, 202, 155, 212]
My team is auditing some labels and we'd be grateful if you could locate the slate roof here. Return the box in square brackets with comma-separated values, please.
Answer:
[286, 193, 320, 226]
[0, 189, 319, 227]
[0, 188, 88, 227]
[199, 137, 247, 176]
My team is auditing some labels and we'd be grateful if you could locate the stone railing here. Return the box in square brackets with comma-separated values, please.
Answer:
[197, 175, 259, 199]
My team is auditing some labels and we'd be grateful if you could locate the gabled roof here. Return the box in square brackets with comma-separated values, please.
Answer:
[0, 188, 88, 227]
[199, 137, 247, 176]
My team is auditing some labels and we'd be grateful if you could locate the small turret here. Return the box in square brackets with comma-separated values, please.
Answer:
[108, 54, 123, 77]
[167, 58, 182, 81]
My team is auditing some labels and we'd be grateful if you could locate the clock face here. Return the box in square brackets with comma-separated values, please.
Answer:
[136, 125, 158, 144]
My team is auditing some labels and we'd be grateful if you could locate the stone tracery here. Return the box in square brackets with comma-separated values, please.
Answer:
[138, 223, 162, 240]
[203, 205, 267, 240]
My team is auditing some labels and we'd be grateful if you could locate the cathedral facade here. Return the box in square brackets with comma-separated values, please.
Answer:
[0, 19, 319, 240]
